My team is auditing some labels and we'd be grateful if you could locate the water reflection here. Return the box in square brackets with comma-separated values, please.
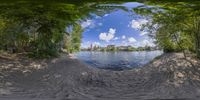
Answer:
[75, 51, 163, 71]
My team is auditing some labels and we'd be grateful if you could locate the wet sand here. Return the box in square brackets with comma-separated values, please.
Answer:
[0, 53, 200, 100]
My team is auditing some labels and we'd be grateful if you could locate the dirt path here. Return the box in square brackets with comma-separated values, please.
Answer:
[0, 53, 200, 100]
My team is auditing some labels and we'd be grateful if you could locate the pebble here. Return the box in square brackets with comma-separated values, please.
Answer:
[0, 88, 11, 95]
[81, 72, 88, 76]
[177, 72, 184, 78]
[22, 70, 31, 74]
[5, 82, 12, 86]
[177, 63, 181, 66]
[162, 68, 167, 71]
[54, 74, 61, 78]
[7, 64, 14, 67]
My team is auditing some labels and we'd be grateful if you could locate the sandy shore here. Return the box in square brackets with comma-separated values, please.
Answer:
[0, 53, 200, 100]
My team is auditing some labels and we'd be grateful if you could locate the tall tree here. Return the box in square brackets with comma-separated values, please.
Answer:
[134, 1, 200, 58]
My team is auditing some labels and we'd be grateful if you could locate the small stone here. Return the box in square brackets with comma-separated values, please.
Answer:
[162, 68, 167, 71]
[177, 72, 184, 78]
[54, 74, 61, 78]
[81, 72, 88, 76]
[34, 64, 41, 69]
[177, 63, 181, 66]
[5, 82, 12, 86]
[7, 64, 14, 67]
[0, 88, 11, 95]
[22, 70, 31, 74]
[178, 80, 184, 84]
[12, 68, 19, 71]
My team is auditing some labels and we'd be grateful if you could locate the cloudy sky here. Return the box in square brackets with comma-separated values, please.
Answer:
[80, 2, 155, 48]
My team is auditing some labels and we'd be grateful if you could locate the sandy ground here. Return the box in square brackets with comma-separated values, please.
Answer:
[0, 53, 200, 100]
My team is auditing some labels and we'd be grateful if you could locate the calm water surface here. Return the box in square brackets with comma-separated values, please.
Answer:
[75, 51, 163, 70]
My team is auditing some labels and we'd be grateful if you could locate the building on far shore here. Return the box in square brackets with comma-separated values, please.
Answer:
[106, 45, 116, 51]
[117, 45, 132, 51]
[107, 45, 115, 49]
[81, 44, 161, 51]
[83, 44, 101, 51]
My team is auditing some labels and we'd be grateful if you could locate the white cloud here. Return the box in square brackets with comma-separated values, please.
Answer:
[94, 42, 100, 46]
[140, 31, 148, 36]
[81, 20, 94, 29]
[98, 23, 103, 26]
[129, 19, 148, 29]
[81, 41, 90, 48]
[122, 41, 128, 46]
[109, 28, 116, 34]
[122, 41, 126, 43]
[104, 14, 109, 17]
[122, 35, 126, 39]
[95, 16, 101, 19]
[128, 37, 137, 43]
[142, 40, 155, 47]
[114, 37, 119, 40]
[99, 28, 116, 42]
[133, 39, 155, 48]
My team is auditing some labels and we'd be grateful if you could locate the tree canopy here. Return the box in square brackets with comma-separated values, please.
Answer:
[0, 0, 200, 58]
[134, 0, 200, 58]
[0, 1, 127, 58]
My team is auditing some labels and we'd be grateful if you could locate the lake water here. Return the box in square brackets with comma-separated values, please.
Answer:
[75, 50, 163, 71]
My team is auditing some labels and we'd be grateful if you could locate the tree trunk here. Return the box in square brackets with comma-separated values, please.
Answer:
[194, 17, 200, 59]
[194, 18, 200, 58]
[195, 33, 200, 58]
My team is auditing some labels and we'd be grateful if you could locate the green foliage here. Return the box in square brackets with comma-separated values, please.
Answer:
[64, 24, 83, 53]
[108, 47, 116, 51]
[0, 1, 86, 58]
[134, 1, 200, 58]
[0, 1, 129, 58]
[127, 47, 136, 51]
[1, 0, 200, 59]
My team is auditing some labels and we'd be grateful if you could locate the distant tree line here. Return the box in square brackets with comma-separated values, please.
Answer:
[82, 45, 160, 52]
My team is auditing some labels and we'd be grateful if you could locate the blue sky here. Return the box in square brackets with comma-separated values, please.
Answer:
[80, 2, 155, 48]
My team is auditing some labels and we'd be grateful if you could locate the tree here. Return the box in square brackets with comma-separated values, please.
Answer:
[0, 1, 129, 58]
[0, 2, 82, 58]
[64, 24, 83, 53]
[134, 1, 200, 58]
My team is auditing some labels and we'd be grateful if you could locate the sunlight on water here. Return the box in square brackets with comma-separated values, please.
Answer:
[75, 51, 163, 70]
